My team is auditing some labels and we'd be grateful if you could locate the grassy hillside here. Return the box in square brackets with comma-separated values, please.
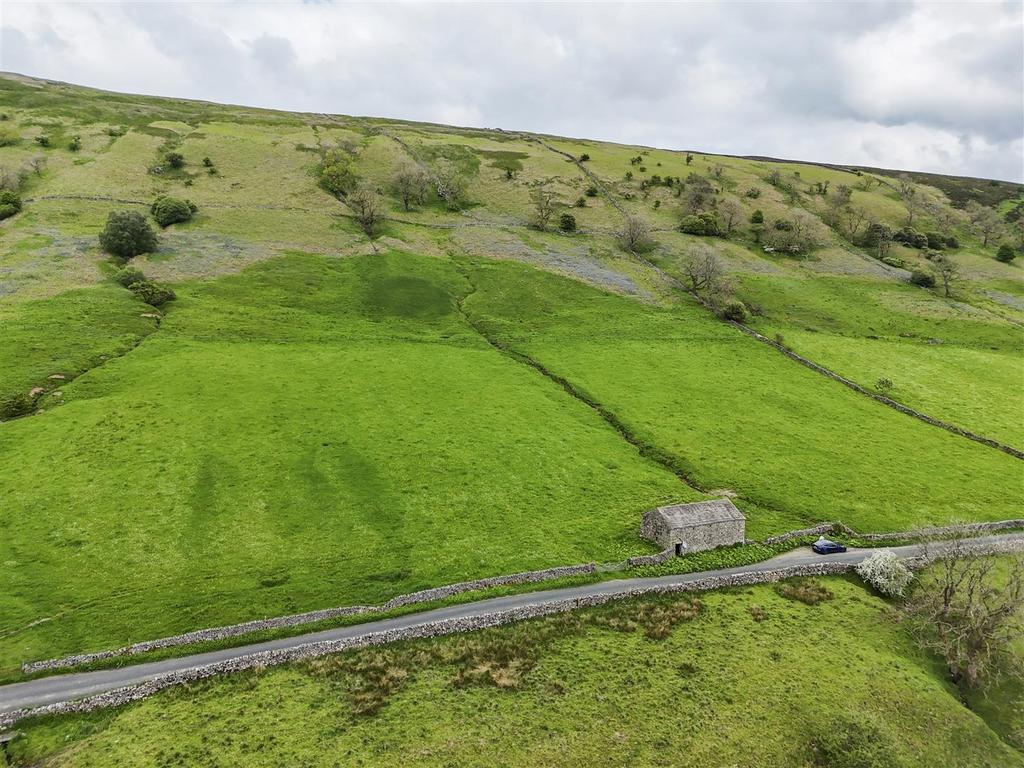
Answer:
[0, 73, 1021, 762]
[9, 575, 1022, 767]
[2, 249, 1020, 674]
[0, 252, 697, 674]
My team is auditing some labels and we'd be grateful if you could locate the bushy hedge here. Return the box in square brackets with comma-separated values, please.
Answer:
[909, 269, 936, 288]
[893, 227, 928, 249]
[128, 280, 176, 307]
[0, 189, 22, 220]
[0, 391, 37, 421]
[559, 213, 577, 232]
[720, 300, 748, 322]
[113, 266, 146, 287]
[316, 150, 357, 196]
[99, 210, 158, 259]
[680, 212, 720, 236]
[996, 243, 1017, 263]
[150, 195, 197, 227]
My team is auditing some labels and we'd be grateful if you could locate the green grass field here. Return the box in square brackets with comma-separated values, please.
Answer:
[0, 251, 704, 674]
[463, 260, 1023, 535]
[9, 575, 1021, 767]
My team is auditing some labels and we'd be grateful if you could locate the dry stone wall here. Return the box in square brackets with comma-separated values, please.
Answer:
[0, 560, 853, 730]
[626, 547, 675, 567]
[764, 519, 1024, 546]
[729, 321, 1024, 460]
[26, 519, 1024, 675]
[4, 538, 1020, 730]
[23, 563, 597, 674]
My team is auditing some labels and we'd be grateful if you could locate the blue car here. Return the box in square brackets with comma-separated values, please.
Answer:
[812, 537, 847, 555]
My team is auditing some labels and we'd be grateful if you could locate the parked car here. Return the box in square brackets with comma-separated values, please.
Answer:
[812, 537, 847, 555]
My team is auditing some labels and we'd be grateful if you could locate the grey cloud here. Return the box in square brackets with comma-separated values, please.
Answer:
[249, 35, 297, 73]
[0, 2, 1020, 180]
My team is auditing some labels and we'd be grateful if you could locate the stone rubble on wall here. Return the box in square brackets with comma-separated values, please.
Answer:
[626, 547, 675, 567]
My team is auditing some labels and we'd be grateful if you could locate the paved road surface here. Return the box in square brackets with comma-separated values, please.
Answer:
[1, 533, 1019, 715]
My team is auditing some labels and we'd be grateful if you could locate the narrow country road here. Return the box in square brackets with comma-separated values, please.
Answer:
[1, 533, 1020, 716]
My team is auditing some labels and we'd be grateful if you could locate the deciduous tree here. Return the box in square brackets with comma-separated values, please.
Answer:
[347, 183, 385, 236]
[682, 246, 723, 293]
[931, 253, 961, 297]
[530, 182, 559, 231]
[903, 531, 1024, 690]
[392, 162, 430, 211]
[617, 214, 652, 252]
[718, 198, 743, 236]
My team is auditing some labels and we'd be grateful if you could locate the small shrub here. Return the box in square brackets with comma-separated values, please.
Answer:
[113, 266, 146, 287]
[0, 391, 38, 420]
[99, 211, 158, 259]
[574, 197, 586, 208]
[165, 151, 185, 169]
[558, 213, 577, 232]
[944, 235, 960, 249]
[996, 243, 1017, 263]
[925, 231, 945, 250]
[720, 300, 748, 322]
[202, 157, 214, 168]
[585, 186, 599, 197]
[318, 159, 356, 196]
[855, 551, 913, 598]
[128, 280, 176, 307]
[578, 153, 590, 162]
[909, 269, 935, 288]
[68, 135, 82, 152]
[680, 214, 706, 235]
[34, 135, 51, 148]
[894, 227, 928, 249]
[874, 377, 894, 393]
[748, 604, 768, 622]
[745, 187, 761, 199]
[775, 578, 833, 605]
[811, 713, 904, 768]
[150, 195, 197, 227]
[0, 190, 23, 221]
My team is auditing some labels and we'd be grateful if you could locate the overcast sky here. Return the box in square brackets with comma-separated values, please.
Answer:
[2, 1, 1022, 180]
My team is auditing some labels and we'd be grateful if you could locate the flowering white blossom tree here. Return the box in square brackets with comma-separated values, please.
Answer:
[856, 550, 913, 598]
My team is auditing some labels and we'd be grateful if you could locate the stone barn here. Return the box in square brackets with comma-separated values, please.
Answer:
[641, 499, 746, 555]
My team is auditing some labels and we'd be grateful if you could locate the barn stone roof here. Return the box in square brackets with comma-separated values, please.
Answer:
[649, 499, 745, 528]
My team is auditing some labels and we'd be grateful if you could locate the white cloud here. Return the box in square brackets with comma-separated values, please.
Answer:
[1, 1, 1020, 180]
